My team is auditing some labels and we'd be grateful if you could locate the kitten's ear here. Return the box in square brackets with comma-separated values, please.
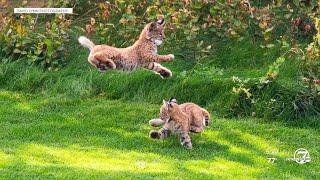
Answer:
[149, 22, 157, 32]
[146, 22, 157, 40]
[157, 17, 164, 26]
[157, 15, 165, 26]
[162, 99, 166, 105]
[169, 97, 177, 103]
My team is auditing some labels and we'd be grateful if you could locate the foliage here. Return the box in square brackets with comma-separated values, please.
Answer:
[303, 17, 320, 94]
[1, 0, 318, 69]
[231, 51, 319, 120]
[79, 1, 318, 47]
[0, 13, 71, 70]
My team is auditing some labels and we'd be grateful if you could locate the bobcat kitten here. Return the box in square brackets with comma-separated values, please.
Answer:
[149, 98, 210, 133]
[150, 98, 196, 149]
[78, 17, 174, 78]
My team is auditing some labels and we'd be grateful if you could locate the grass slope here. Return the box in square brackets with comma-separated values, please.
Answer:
[0, 91, 319, 179]
[1, 38, 316, 122]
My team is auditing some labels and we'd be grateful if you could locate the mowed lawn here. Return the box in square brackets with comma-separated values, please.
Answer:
[0, 90, 319, 179]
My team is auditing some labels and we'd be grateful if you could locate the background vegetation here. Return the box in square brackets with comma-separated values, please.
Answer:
[0, 1, 319, 178]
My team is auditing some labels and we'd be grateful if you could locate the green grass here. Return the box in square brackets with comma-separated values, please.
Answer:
[0, 90, 319, 179]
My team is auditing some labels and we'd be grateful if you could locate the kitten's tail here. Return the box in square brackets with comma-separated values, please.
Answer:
[78, 36, 95, 51]
[201, 108, 211, 126]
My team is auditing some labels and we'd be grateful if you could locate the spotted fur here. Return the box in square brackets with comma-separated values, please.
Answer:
[78, 17, 174, 78]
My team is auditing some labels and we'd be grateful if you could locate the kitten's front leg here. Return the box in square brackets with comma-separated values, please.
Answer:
[149, 128, 170, 139]
[145, 62, 172, 78]
[145, 53, 174, 62]
[149, 118, 166, 127]
[179, 131, 192, 149]
[149, 123, 171, 139]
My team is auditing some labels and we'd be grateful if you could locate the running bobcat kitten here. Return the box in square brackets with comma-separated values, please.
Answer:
[78, 17, 174, 78]
[149, 98, 211, 133]
[149, 97, 194, 149]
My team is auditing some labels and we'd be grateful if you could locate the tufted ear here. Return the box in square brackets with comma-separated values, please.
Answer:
[157, 18, 164, 25]
[169, 97, 177, 103]
[156, 15, 165, 25]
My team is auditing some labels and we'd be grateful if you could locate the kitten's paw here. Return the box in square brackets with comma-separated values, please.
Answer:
[168, 54, 175, 61]
[149, 130, 160, 139]
[149, 119, 165, 127]
[98, 64, 107, 73]
[159, 69, 172, 78]
[182, 142, 193, 150]
[105, 61, 116, 69]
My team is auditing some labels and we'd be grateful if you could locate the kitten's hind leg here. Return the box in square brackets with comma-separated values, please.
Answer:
[190, 125, 204, 133]
[190, 115, 205, 133]
[91, 53, 116, 72]
[145, 62, 172, 78]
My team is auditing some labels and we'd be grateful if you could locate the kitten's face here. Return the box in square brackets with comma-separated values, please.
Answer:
[165, 98, 179, 113]
[160, 97, 178, 121]
[160, 103, 169, 121]
[148, 19, 165, 45]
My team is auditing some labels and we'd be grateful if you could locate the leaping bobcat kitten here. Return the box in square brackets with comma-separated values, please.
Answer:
[78, 18, 174, 78]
